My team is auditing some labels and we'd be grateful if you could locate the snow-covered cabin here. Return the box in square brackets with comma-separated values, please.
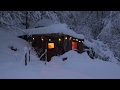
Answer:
[26, 23, 85, 61]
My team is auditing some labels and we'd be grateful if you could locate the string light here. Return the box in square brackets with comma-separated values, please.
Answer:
[73, 38, 75, 40]
[59, 38, 61, 41]
[65, 37, 67, 40]
[76, 39, 78, 41]
[49, 39, 51, 41]
[69, 36, 72, 40]
[41, 38, 44, 41]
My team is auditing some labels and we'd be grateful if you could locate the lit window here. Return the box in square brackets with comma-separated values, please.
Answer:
[48, 43, 54, 49]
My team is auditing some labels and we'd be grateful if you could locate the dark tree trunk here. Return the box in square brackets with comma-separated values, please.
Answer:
[26, 11, 29, 29]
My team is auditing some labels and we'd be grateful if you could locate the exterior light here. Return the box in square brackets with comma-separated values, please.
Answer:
[76, 39, 78, 41]
[59, 38, 61, 41]
[33, 38, 34, 40]
[79, 41, 81, 42]
[65, 37, 67, 40]
[49, 39, 51, 41]
[69, 36, 72, 40]
[82, 41, 84, 43]
[73, 38, 75, 41]
[41, 38, 44, 41]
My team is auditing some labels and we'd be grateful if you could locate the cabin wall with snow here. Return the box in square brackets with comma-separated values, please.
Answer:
[25, 23, 85, 61]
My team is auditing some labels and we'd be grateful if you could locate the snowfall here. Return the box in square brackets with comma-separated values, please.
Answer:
[0, 27, 120, 79]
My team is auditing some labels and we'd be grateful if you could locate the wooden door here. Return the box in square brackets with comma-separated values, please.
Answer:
[47, 42, 56, 61]
[72, 41, 77, 50]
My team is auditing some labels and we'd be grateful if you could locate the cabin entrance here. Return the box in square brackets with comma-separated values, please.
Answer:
[72, 41, 77, 50]
[47, 42, 56, 61]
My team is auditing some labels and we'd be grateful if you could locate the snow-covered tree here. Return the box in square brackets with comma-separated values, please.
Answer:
[98, 11, 120, 59]
[0, 11, 120, 61]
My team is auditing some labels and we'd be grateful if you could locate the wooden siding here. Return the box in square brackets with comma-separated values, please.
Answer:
[30, 34, 84, 61]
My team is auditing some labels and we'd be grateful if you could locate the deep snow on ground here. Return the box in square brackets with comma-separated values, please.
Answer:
[0, 50, 120, 79]
[0, 29, 120, 79]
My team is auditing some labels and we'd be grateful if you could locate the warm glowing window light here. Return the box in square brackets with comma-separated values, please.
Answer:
[48, 43, 54, 49]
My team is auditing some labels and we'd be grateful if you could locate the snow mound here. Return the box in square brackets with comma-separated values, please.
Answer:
[50, 50, 92, 64]
[49, 50, 120, 79]
[0, 29, 38, 63]
[83, 39, 118, 63]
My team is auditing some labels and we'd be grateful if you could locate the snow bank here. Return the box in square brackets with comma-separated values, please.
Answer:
[83, 39, 118, 63]
[0, 46, 120, 79]
[49, 50, 120, 79]
[0, 30, 38, 63]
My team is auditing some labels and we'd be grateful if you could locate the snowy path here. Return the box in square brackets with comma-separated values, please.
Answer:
[0, 58, 90, 79]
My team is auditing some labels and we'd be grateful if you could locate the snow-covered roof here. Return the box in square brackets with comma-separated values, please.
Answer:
[26, 23, 84, 39]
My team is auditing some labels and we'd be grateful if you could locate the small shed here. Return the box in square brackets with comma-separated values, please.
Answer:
[26, 23, 84, 61]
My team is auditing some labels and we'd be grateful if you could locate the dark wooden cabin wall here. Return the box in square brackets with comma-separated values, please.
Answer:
[78, 41, 84, 53]
[31, 34, 84, 61]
